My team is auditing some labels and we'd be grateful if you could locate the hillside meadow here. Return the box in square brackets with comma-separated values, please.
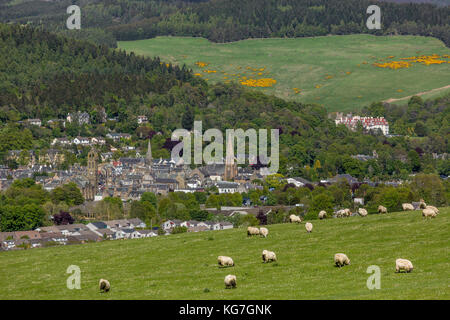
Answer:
[118, 35, 450, 112]
[0, 208, 449, 300]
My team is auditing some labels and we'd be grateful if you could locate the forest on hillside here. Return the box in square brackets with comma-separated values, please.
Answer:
[0, 23, 448, 182]
[0, 0, 448, 47]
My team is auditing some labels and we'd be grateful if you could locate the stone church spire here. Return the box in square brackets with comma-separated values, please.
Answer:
[146, 138, 152, 165]
[224, 134, 237, 181]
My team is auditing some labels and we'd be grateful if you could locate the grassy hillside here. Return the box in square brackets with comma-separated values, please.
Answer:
[1, 208, 449, 299]
[119, 35, 450, 112]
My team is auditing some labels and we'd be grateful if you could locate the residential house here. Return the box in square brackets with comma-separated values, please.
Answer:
[51, 138, 71, 146]
[26, 119, 42, 126]
[216, 181, 239, 194]
[137, 115, 148, 124]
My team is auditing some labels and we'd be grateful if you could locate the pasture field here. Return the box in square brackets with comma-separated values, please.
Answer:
[0, 208, 449, 300]
[118, 35, 450, 112]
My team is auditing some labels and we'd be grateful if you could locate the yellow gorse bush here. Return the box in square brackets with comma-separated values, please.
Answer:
[195, 61, 209, 68]
[374, 54, 449, 69]
[240, 78, 277, 88]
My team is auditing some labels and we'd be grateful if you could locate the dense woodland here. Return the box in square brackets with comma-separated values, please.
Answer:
[0, 0, 448, 47]
[0, 23, 449, 183]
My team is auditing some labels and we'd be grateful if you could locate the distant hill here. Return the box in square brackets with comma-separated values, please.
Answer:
[0, 0, 448, 47]
[119, 35, 450, 112]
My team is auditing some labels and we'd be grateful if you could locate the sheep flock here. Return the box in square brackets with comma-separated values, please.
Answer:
[93, 200, 440, 292]
[214, 201, 439, 289]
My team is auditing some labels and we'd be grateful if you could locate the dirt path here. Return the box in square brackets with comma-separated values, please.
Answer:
[384, 84, 450, 103]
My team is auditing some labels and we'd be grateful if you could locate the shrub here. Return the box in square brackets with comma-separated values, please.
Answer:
[172, 226, 188, 234]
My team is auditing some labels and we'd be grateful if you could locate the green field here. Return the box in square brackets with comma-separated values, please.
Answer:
[1, 208, 449, 299]
[118, 35, 450, 112]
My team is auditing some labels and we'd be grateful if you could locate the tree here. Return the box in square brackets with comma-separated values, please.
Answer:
[256, 210, 267, 225]
[189, 209, 209, 221]
[130, 201, 156, 225]
[240, 214, 259, 227]
[0, 204, 46, 231]
[53, 211, 75, 225]
[181, 106, 194, 130]
[141, 192, 157, 208]
[414, 121, 428, 137]
[51, 183, 84, 206]
[172, 226, 188, 234]
[310, 193, 334, 216]
[408, 150, 421, 173]
[410, 174, 447, 206]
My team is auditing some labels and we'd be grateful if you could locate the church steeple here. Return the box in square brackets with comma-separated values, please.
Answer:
[146, 138, 152, 165]
[85, 147, 98, 201]
[224, 134, 237, 181]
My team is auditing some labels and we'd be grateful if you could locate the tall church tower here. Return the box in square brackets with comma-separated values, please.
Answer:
[85, 147, 98, 201]
[145, 138, 152, 166]
[224, 135, 237, 181]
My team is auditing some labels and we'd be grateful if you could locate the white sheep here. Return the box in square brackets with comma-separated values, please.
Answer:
[259, 227, 269, 238]
[334, 253, 350, 267]
[218, 256, 234, 267]
[262, 250, 277, 263]
[402, 203, 414, 211]
[247, 226, 260, 236]
[378, 205, 387, 214]
[425, 205, 439, 215]
[99, 279, 110, 292]
[395, 258, 413, 273]
[358, 208, 368, 217]
[344, 208, 352, 217]
[318, 210, 327, 219]
[289, 214, 302, 223]
[305, 222, 313, 233]
[224, 274, 237, 289]
[335, 209, 345, 218]
[422, 208, 437, 218]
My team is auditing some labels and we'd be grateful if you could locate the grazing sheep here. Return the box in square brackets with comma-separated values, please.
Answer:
[318, 210, 327, 219]
[218, 256, 234, 267]
[395, 259, 413, 273]
[247, 226, 260, 236]
[402, 203, 415, 211]
[425, 205, 439, 215]
[262, 250, 277, 263]
[419, 200, 427, 209]
[334, 253, 350, 267]
[99, 279, 110, 292]
[289, 214, 302, 223]
[378, 205, 387, 214]
[358, 208, 368, 217]
[305, 222, 313, 233]
[344, 208, 352, 217]
[259, 227, 269, 238]
[422, 208, 437, 218]
[224, 275, 237, 289]
[335, 209, 345, 218]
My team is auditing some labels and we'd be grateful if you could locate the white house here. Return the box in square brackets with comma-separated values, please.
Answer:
[27, 119, 42, 126]
[136, 230, 158, 237]
[216, 181, 239, 194]
[137, 115, 148, 124]
[51, 138, 71, 146]
[335, 113, 389, 136]
[73, 137, 90, 145]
